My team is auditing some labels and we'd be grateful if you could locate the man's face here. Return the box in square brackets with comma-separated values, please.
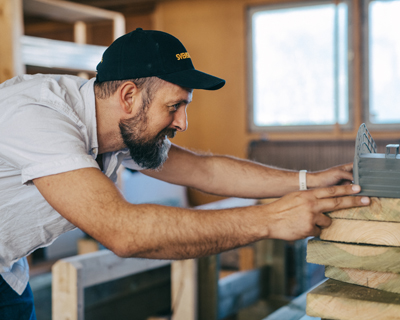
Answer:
[119, 81, 192, 170]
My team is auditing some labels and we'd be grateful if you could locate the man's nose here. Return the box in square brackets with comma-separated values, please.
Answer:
[171, 107, 188, 132]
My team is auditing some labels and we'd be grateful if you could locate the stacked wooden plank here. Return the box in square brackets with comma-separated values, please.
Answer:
[305, 197, 400, 320]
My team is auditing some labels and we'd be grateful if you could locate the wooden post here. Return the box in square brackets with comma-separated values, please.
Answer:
[0, 0, 24, 83]
[171, 259, 197, 320]
[198, 255, 219, 320]
[52, 260, 83, 320]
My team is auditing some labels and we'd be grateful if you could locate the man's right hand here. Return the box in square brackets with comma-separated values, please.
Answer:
[261, 184, 370, 241]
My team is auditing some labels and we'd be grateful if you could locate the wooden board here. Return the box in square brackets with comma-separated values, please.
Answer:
[171, 259, 197, 320]
[320, 219, 400, 246]
[307, 238, 400, 273]
[306, 279, 400, 319]
[327, 197, 400, 222]
[325, 266, 400, 294]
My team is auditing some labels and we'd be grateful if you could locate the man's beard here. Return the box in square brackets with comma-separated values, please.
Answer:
[119, 111, 176, 170]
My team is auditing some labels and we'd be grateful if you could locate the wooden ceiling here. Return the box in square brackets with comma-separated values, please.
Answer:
[24, 0, 160, 16]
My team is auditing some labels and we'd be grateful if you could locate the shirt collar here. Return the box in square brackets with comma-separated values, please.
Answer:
[80, 78, 99, 159]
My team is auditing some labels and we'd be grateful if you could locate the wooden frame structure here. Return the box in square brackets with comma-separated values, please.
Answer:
[52, 250, 171, 320]
[52, 198, 264, 320]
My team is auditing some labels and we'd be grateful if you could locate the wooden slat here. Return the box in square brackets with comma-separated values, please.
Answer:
[306, 279, 400, 320]
[52, 259, 82, 320]
[327, 197, 400, 222]
[171, 259, 197, 320]
[325, 266, 400, 294]
[23, 0, 125, 40]
[306, 238, 400, 273]
[320, 219, 400, 246]
[21, 36, 106, 72]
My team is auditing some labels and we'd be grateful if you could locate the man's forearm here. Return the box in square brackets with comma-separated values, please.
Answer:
[92, 184, 368, 260]
[34, 167, 367, 262]
[110, 203, 266, 259]
[198, 155, 300, 198]
[146, 145, 354, 199]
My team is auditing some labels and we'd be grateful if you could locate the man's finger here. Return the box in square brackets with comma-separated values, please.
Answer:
[340, 163, 353, 172]
[315, 213, 332, 229]
[312, 184, 362, 199]
[310, 225, 323, 237]
[315, 195, 370, 213]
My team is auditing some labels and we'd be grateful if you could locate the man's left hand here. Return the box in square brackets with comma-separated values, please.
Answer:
[307, 163, 354, 188]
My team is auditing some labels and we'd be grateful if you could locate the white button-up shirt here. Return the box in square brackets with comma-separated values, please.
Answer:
[0, 74, 145, 294]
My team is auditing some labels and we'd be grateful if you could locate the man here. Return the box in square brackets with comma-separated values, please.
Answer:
[0, 28, 369, 318]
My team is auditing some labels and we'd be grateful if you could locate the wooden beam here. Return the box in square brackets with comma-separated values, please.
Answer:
[320, 219, 400, 246]
[171, 259, 197, 320]
[307, 238, 400, 273]
[327, 197, 400, 222]
[196, 198, 258, 320]
[306, 279, 400, 319]
[23, 0, 125, 40]
[0, 0, 24, 83]
[325, 266, 400, 294]
[21, 35, 106, 72]
[198, 255, 219, 320]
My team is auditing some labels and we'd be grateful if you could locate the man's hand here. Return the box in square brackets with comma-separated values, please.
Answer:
[307, 163, 354, 188]
[262, 184, 369, 241]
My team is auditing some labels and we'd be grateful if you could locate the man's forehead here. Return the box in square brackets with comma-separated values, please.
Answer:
[156, 81, 193, 103]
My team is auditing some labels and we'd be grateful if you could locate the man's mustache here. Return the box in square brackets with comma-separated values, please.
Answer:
[158, 128, 176, 140]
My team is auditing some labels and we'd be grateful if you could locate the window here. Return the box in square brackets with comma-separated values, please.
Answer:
[248, 1, 351, 131]
[364, 0, 400, 128]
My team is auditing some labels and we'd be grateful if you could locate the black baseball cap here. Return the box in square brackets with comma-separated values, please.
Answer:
[96, 28, 225, 90]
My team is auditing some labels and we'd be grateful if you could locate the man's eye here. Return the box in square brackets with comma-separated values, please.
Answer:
[170, 104, 179, 111]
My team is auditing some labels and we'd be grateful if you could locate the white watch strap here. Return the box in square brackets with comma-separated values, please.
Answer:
[299, 170, 307, 190]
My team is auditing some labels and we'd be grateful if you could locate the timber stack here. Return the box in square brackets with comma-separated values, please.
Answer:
[305, 197, 400, 320]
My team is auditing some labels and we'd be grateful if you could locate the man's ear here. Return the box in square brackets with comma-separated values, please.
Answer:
[118, 81, 141, 115]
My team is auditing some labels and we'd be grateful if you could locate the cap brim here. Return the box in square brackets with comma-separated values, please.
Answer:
[158, 69, 225, 90]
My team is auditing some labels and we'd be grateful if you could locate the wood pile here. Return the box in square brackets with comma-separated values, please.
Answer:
[305, 197, 400, 320]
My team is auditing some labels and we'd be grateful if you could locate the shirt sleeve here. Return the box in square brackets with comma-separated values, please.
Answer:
[0, 104, 99, 184]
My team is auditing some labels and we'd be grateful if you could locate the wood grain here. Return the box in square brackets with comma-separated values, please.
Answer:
[327, 197, 400, 222]
[307, 238, 400, 273]
[307, 279, 400, 319]
[326, 266, 400, 294]
[320, 219, 400, 246]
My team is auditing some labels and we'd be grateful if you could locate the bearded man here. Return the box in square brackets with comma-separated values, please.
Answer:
[0, 28, 369, 319]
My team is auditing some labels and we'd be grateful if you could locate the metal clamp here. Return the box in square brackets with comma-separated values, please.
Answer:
[385, 144, 400, 159]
